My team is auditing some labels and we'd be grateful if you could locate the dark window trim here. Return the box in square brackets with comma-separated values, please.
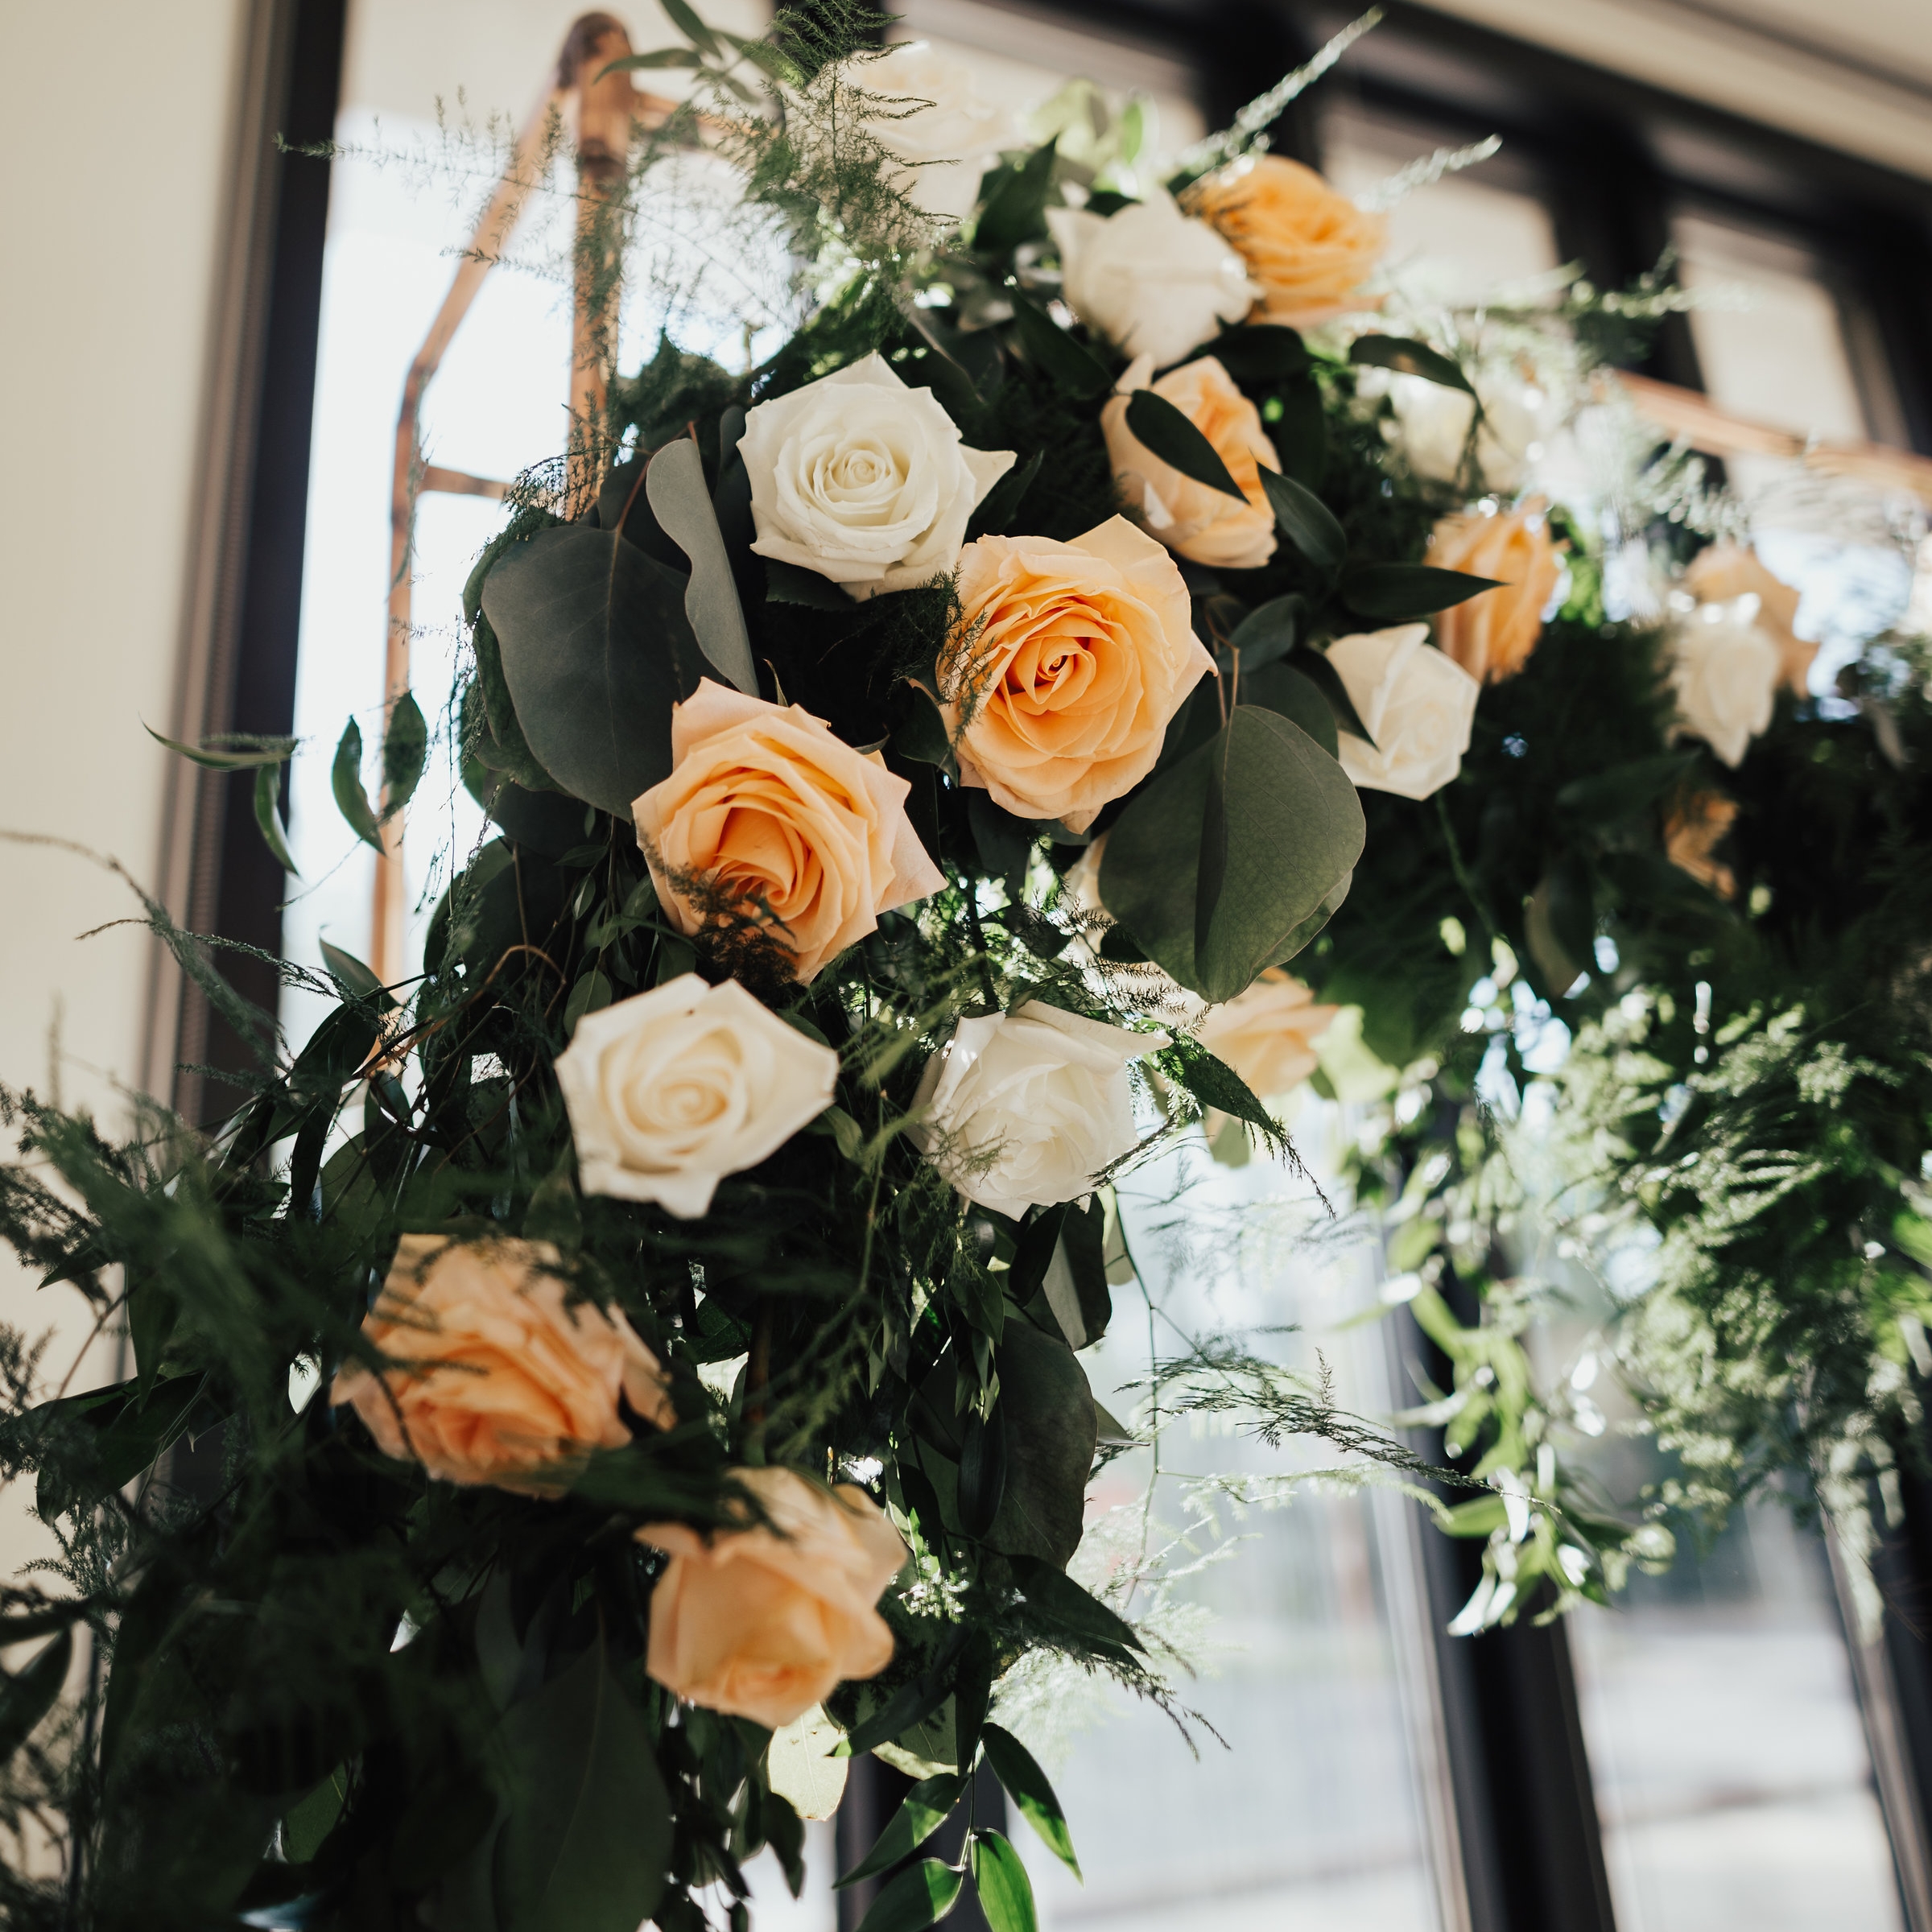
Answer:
[147, 0, 347, 1127]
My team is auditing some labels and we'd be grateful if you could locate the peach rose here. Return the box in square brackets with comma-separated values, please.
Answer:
[330, 1236, 673, 1494]
[1198, 968, 1339, 1100]
[1102, 353, 1278, 570]
[1425, 506, 1563, 683]
[940, 516, 1214, 832]
[1684, 544, 1814, 695]
[634, 680, 945, 985]
[1663, 790, 1740, 901]
[639, 1467, 907, 1728]
[1186, 155, 1386, 328]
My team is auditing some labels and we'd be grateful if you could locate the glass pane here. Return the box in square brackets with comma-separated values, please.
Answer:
[1005, 1117, 1443, 1932]
[1323, 109, 1561, 305]
[1568, 1498, 1902, 1932]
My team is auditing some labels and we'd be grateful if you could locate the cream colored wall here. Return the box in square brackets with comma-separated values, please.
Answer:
[0, 0, 247, 1554]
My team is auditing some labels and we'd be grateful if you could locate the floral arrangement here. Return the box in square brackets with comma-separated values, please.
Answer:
[3, 6, 1930, 1929]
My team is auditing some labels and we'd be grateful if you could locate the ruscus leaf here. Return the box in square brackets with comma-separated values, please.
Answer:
[1255, 466, 1346, 578]
[1124, 390, 1246, 501]
[1349, 334, 1476, 396]
[331, 719, 385, 852]
[853, 1859, 964, 1932]
[981, 1724, 1080, 1878]
[970, 1830, 1038, 1932]
[252, 765, 299, 876]
[836, 1773, 964, 1888]
[379, 689, 428, 821]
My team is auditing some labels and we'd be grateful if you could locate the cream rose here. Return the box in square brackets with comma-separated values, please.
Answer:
[1378, 372, 1550, 495]
[1426, 506, 1563, 683]
[1327, 624, 1480, 801]
[1046, 192, 1258, 369]
[635, 679, 944, 985]
[1684, 544, 1814, 694]
[1187, 154, 1386, 328]
[1669, 598, 1778, 767]
[1198, 968, 1339, 1100]
[555, 973, 839, 1218]
[1102, 353, 1278, 570]
[865, 41, 1022, 223]
[940, 516, 1214, 831]
[639, 1467, 907, 1729]
[911, 1001, 1168, 1217]
[330, 1236, 673, 1494]
[741, 352, 1014, 599]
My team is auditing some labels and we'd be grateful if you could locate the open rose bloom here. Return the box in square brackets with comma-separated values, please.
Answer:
[1198, 969, 1340, 1101]
[1684, 543, 1815, 694]
[941, 516, 1214, 830]
[639, 1468, 907, 1729]
[1187, 154, 1386, 328]
[1103, 354, 1280, 570]
[1327, 625, 1480, 800]
[330, 1236, 674, 1494]
[1426, 506, 1563, 683]
[555, 974, 840, 1218]
[635, 679, 944, 983]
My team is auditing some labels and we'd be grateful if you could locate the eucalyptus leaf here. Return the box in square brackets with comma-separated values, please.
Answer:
[1340, 562, 1501, 622]
[1124, 389, 1246, 501]
[253, 765, 299, 876]
[0, 1630, 72, 1761]
[974, 138, 1058, 254]
[1238, 662, 1337, 758]
[481, 525, 709, 819]
[835, 1773, 964, 1888]
[646, 437, 758, 694]
[379, 690, 427, 822]
[1256, 466, 1345, 578]
[331, 720, 384, 852]
[764, 557, 857, 610]
[1349, 334, 1476, 397]
[981, 1724, 1080, 1878]
[1101, 708, 1364, 1001]
[853, 1859, 964, 1932]
[1290, 646, 1376, 746]
[970, 1831, 1038, 1932]
[1226, 594, 1306, 671]
[986, 1320, 1095, 1568]
[495, 1641, 670, 1932]
[1195, 324, 1309, 386]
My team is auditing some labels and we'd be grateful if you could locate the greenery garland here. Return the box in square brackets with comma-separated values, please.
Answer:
[0, 6, 1926, 1927]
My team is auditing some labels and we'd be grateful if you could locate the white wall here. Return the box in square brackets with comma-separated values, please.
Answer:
[0, 0, 247, 1543]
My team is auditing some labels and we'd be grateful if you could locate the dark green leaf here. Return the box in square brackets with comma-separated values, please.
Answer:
[1269, 375, 1327, 489]
[1226, 594, 1305, 671]
[253, 765, 299, 876]
[1101, 709, 1364, 1001]
[836, 1773, 964, 1887]
[1008, 295, 1113, 400]
[966, 450, 1043, 540]
[854, 1859, 964, 1932]
[0, 1630, 72, 1760]
[495, 1639, 671, 1932]
[380, 690, 428, 821]
[1006, 1556, 1144, 1660]
[598, 47, 704, 72]
[470, 617, 559, 793]
[970, 1831, 1038, 1932]
[646, 439, 758, 694]
[1290, 646, 1375, 746]
[1124, 390, 1245, 501]
[481, 524, 710, 819]
[280, 1772, 348, 1866]
[1237, 663, 1337, 758]
[1340, 563, 1501, 622]
[980, 1724, 1080, 1877]
[763, 556, 857, 610]
[331, 720, 384, 852]
[660, 0, 721, 56]
[1349, 334, 1475, 396]
[974, 138, 1058, 254]
[319, 939, 385, 1003]
[1554, 752, 1699, 823]
[843, 1669, 956, 1758]
[952, 1632, 994, 1777]
[564, 970, 613, 1036]
[1168, 1038, 1282, 1138]
[968, 795, 1034, 893]
[987, 1321, 1095, 1568]
[1196, 324, 1309, 386]
[892, 685, 954, 767]
[1256, 467, 1345, 578]
[143, 725, 296, 770]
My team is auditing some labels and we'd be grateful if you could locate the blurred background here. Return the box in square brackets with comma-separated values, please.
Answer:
[4, 2, 1932, 1928]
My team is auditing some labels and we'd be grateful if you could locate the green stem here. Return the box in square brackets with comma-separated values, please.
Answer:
[1435, 794, 1496, 946]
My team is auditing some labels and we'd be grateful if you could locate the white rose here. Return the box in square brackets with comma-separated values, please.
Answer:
[1379, 372, 1547, 495]
[1327, 624, 1480, 801]
[1046, 193, 1258, 370]
[865, 42, 1022, 223]
[741, 352, 1015, 600]
[1669, 597, 1778, 766]
[555, 973, 838, 1219]
[911, 1001, 1169, 1217]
